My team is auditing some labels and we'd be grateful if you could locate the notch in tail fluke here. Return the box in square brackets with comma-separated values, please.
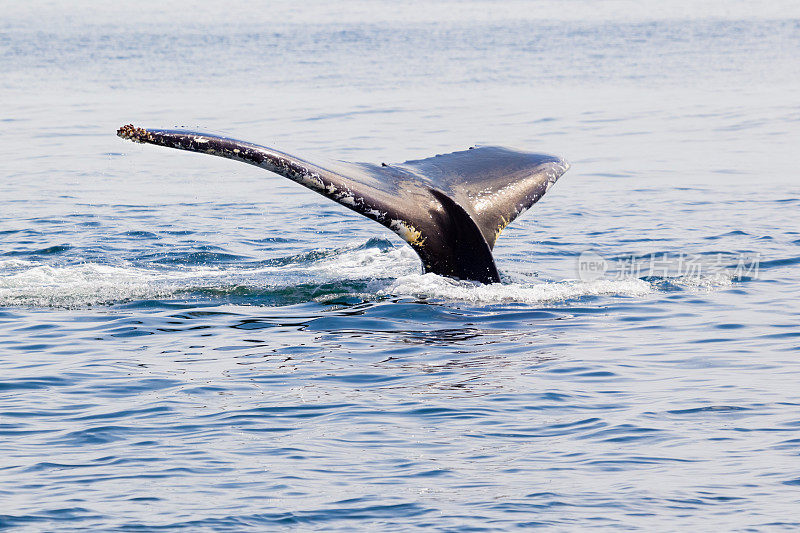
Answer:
[117, 124, 569, 284]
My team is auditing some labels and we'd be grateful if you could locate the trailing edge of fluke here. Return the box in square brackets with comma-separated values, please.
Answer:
[117, 124, 569, 284]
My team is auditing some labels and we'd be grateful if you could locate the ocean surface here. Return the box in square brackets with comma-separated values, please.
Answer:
[2, 1, 800, 530]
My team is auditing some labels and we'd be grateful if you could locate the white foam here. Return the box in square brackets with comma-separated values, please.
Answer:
[0, 263, 177, 307]
[3, 241, 747, 308]
[383, 274, 653, 304]
[0, 259, 39, 270]
[300, 244, 420, 279]
[668, 272, 737, 291]
[0, 243, 419, 308]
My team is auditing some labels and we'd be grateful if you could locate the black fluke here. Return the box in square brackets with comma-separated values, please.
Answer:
[117, 125, 569, 284]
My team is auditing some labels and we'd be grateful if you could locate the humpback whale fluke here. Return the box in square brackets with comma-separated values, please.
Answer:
[117, 124, 569, 284]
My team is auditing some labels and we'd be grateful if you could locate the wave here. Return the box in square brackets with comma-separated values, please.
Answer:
[0, 241, 746, 308]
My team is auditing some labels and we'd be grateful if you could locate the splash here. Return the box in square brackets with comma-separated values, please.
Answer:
[0, 262, 184, 308]
[383, 274, 653, 304]
[0, 242, 741, 308]
[0, 242, 417, 308]
[658, 271, 738, 291]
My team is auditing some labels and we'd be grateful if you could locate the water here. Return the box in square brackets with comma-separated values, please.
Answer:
[2, 1, 800, 530]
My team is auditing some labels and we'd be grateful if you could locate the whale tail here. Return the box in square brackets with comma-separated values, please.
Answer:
[117, 125, 569, 283]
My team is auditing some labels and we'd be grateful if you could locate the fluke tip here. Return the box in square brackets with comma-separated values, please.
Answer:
[117, 124, 153, 143]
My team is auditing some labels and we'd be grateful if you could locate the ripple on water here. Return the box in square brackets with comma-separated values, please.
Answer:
[3, 3, 800, 529]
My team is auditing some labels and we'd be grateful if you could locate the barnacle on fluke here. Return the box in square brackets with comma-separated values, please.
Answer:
[116, 124, 153, 143]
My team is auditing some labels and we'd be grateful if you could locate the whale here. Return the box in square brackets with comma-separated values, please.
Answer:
[117, 124, 569, 284]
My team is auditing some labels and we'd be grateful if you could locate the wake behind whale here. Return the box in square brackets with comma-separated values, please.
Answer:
[117, 125, 569, 283]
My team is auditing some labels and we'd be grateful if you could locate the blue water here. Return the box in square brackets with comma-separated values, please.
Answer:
[2, 2, 800, 530]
